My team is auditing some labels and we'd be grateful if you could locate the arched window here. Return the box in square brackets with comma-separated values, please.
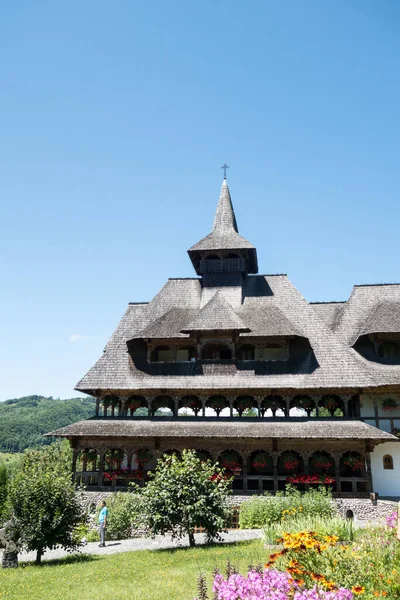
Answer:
[378, 342, 400, 360]
[383, 455, 394, 470]
[150, 346, 173, 362]
[238, 345, 255, 360]
[202, 344, 232, 360]
[255, 344, 287, 361]
[176, 346, 196, 362]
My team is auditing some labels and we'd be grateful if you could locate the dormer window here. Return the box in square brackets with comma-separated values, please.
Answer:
[150, 346, 173, 362]
[256, 344, 287, 362]
[176, 347, 197, 362]
[202, 343, 232, 360]
[238, 345, 255, 361]
[377, 341, 400, 360]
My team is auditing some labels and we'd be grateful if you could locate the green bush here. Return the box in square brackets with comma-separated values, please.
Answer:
[94, 492, 143, 541]
[136, 449, 232, 546]
[239, 485, 335, 529]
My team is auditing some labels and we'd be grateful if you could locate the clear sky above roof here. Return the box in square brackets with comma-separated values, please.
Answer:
[1, 1, 399, 401]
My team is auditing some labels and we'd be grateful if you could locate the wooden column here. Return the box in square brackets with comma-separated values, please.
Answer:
[242, 451, 248, 492]
[365, 443, 373, 493]
[229, 398, 234, 418]
[373, 398, 380, 428]
[173, 398, 179, 417]
[147, 397, 153, 417]
[201, 397, 207, 417]
[72, 448, 79, 475]
[256, 396, 262, 417]
[272, 439, 279, 493]
[95, 398, 100, 417]
[333, 452, 341, 495]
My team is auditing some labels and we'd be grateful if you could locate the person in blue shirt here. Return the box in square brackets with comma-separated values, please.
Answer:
[98, 500, 108, 547]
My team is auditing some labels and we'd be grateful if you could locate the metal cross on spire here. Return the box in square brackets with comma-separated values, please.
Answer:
[221, 163, 230, 179]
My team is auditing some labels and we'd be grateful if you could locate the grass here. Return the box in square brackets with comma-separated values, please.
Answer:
[0, 539, 264, 600]
[0, 453, 20, 466]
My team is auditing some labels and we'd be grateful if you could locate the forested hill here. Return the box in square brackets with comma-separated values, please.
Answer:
[0, 395, 96, 452]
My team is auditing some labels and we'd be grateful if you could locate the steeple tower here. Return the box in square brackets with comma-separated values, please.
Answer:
[188, 178, 258, 276]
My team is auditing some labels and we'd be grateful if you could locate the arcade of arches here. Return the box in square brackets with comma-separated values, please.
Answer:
[96, 393, 362, 418]
[73, 442, 373, 497]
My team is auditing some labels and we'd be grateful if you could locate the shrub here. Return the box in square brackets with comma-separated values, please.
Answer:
[136, 449, 232, 546]
[93, 492, 145, 541]
[239, 485, 335, 529]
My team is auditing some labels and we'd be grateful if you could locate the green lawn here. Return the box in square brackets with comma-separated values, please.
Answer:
[0, 453, 20, 466]
[0, 540, 264, 600]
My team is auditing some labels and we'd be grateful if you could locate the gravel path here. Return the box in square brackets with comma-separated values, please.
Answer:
[0, 529, 263, 564]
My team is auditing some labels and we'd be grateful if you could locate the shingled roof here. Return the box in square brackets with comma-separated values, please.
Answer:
[75, 276, 400, 393]
[74, 176, 400, 395]
[359, 302, 400, 337]
[181, 292, 250, 333]
[48, 417, 397, 442]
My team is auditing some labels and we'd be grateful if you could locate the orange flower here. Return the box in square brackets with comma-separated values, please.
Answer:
[289, 559, 299, 568]
[352, 586, 366, 595]
[294, 578, 305, 586]
[311, 574, 324, 582]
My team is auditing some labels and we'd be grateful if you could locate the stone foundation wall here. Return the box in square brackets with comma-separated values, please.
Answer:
[81, 491, 398, 523]
[335, 498, 397, 521]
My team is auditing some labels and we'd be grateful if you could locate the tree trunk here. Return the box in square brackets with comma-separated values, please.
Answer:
[188, 531, 195, 547]
[35, 549, 43, 565]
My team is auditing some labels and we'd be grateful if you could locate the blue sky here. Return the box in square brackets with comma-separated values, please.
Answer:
[1, 1, 399, 401]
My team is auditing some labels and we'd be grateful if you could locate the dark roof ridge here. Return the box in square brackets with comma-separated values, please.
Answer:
[256, 273, 288, 277]
[128, 302, 149, 305]
[354, 283, 400, 288]
[310, 301, 346, 305]
[168, 277, 201, 281]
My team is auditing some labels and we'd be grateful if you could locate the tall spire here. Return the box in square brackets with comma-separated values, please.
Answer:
[212, 179, 239, 233]
[187, 177, 258, 275]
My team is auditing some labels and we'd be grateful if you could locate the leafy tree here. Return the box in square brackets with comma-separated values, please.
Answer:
[137, 449, 232, 547]
[7, 443, 84, 564]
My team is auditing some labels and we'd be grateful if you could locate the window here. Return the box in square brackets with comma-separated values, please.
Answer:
[378, 342, 400, 360]
[202, 344, 232, 360]
[238, 345, 255, 360]
[150, 346, 173, 362]
[383, 455, 394, 470]
[255, 344, 287, 361]
[176, 347, 196, 362]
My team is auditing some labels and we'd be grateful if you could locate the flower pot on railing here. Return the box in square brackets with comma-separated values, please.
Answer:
[281, 452, 300, 471]
[137, 449, 152, 466]
[320, 396, 340, 415]
[311, 453, 333, 472]
[287, 474, 335, 485]
[251, 452, 272, 472]
[344, 456, 364, 472]
[220, 461, 242, 475]
[381, 398, 399, 412]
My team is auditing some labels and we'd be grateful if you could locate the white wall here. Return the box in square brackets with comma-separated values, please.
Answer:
[371, 442, 400, 497]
